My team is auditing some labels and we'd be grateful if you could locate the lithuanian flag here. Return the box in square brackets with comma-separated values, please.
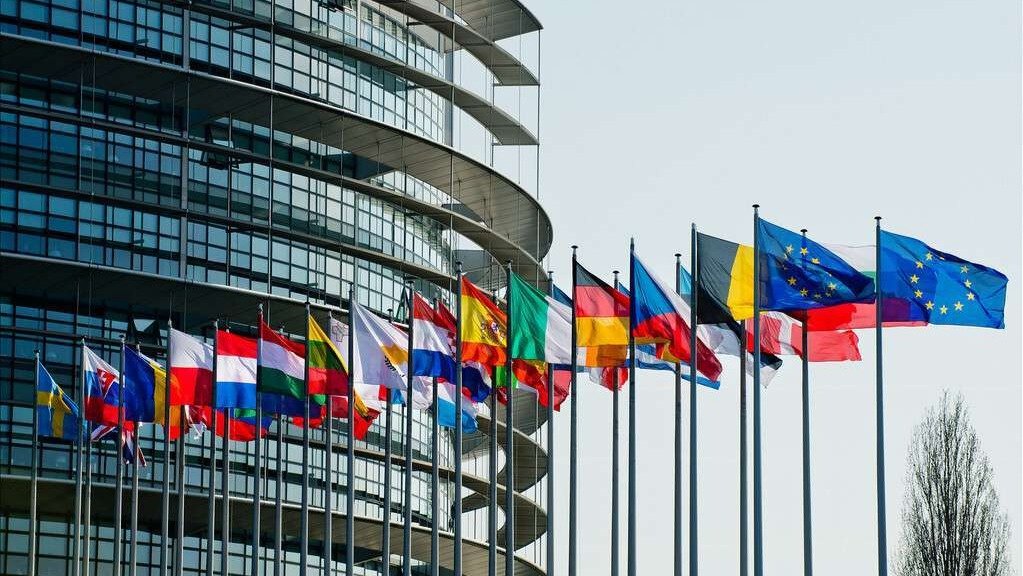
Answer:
[460, 277, 507, 366]
[307, 314, 349, 396]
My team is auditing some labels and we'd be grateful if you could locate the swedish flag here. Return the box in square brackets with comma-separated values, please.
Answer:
[756, 219, 876, 310]
[879, 230, 1007, 328]
[37, 363, 81, 441]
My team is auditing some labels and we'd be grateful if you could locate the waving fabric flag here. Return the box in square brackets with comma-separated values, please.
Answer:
[508, 272, 573, 364]
[750, 312, 861, 362]
[351, 300, 409, 390]
[631, 253, 723, 380]
[192, 407, 272, 441]
[573, 262, 630, 367]
[169, 328, 214, 406]
[91, 425, 146, 466]
[879, 230, 1008, 328]
[307, 315, 349, 396]
[436, 301, 491, 402]
[411, 293, 457, 381]
[696, 232, 755, 321]
[37, 362, 81, 441]
[259, 322, 306, 399]
[83, 346, 121, 426]
[122, 346, 173, 425]
[756, 219, 876, 311]
[460, 277, 507, 366]
[326, 317, 380, 439]
[215, 331, 257, 409]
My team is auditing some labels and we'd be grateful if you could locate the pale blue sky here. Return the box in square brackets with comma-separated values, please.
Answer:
[516, 0, 1021, 573]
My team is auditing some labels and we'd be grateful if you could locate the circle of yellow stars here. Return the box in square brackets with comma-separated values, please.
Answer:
[908, 252, 976, 315]
[783, 244, 839, 301]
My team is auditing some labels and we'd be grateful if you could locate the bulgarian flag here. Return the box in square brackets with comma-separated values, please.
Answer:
[800, 245, 927, 331]
[259, 321, 305, 399]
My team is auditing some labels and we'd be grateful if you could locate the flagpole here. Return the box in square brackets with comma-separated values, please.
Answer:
[253, 305, 264, 576]
[488, 387, 498, 576]
[874, 216, 888, 576]
[751, 205, 764, 576]
[611, 269, 621, 576]
[800, 229, 813, 576]
[274, 414, 283, 576]
[163, 320, 173, 576]
[220, 396, 231, 576]
[82, 339, 93, 576]
[115, 335, 126, 576]
[173, 327, 186, 576]
[672, 254, 683, 576]
[207, 322, 218, 576]
[453, 261, 464, 576]
[323, 313, 333, 576]
[30, 350, 39, 576]
[504, 260, 516, 576]
[402, 281, 415, 576]
[430, 370, 440, 576]
[382, 308, 394, 574]
[74, 339, 85, 576]
[568, 246, 579, 576]
[301, 301, 311, 576]
[688, 225, 700, 576]
[739, 327, 748, 576]
[345, 285, 356, 576]
[130, 407, 140, 576]
[546, 270, 557, 576]
[627, 238, 637, 576]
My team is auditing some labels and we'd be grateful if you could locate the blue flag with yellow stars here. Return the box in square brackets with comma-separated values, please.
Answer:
[756, 219, 875, 311]
[879, 230, 1007, 328]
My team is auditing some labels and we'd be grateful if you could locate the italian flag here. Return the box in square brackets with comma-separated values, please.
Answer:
[507, 272, 572, 365]
[259, 321, 306, 399]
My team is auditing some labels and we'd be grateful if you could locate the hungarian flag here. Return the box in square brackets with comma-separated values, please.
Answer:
[259, 322, 305, 399]
[169, 328, 213, 406]
[460, 277, 507, 366]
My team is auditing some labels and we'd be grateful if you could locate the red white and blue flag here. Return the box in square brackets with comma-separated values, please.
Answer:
[83, 346, 121, 426]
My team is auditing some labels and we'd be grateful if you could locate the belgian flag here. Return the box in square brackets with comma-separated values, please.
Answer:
[696, 232, 755, 322]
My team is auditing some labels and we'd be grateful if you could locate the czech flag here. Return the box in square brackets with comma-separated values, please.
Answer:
[631, 253, 723, 381]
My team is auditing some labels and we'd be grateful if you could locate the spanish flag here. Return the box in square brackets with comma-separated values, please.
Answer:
[460, 276, 507, 366]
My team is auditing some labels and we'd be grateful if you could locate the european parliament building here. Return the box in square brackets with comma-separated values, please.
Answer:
[0, 0, 551, 572]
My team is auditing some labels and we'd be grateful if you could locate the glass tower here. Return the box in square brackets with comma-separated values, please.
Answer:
[0, 0, 550, 572]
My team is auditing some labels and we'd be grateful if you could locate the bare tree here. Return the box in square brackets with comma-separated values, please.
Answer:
[897, 391, 1012, 576]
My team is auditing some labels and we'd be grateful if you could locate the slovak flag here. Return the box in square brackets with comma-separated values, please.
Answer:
[83, 345, 121, 426]
[169, 328, 214, 406]
[411, 293, 457, 381]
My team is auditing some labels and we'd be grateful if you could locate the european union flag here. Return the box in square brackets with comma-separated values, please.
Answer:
[879, 230, 1007, 328]
[37, 362, 81, 442]
[756, 219, 875, 311]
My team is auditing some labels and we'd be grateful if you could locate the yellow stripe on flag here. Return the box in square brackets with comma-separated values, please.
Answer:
[727, 244, 755, 320]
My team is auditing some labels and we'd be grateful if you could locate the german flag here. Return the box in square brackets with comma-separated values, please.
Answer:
[696, 232, 755, 321]
[574, 261, 630, 366]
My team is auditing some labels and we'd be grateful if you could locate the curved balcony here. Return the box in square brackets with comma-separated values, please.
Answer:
[0, 475, 546, 576]
[0, 34, 553, 275]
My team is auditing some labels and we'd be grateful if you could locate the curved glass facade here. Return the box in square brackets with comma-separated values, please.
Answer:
[0, 0, 548, 573]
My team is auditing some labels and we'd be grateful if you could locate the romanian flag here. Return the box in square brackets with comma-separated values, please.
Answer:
[573, 261, 630, 367]
[37, 362, 81, 441]
[308, 315, 349, 396]
[122, 346, 184, 435]
[459, 277, 507, 366]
